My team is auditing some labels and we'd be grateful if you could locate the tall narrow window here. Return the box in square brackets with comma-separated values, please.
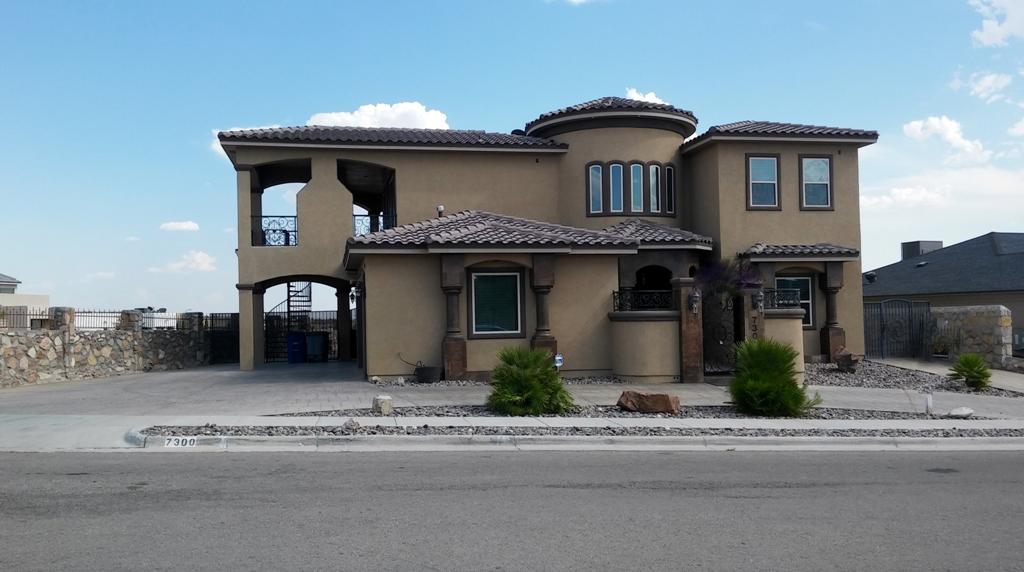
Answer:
[630, 163, 643, 212]
[609, 164, 624, 213]
[748, 156, 779, 208]
[665, 165, 676, 214]
[588, 164, 602, 213]
[801, 156, 832, 208]
[776, 276, 813, 327]
[649, 164, 661, 213]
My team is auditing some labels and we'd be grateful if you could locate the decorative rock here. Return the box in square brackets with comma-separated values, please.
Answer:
[372, 395, 394, 415]
[947, 407, 974, 419]
[832, 346, 861, 373]
[27, 347, 36, 359]
[616, 390, 680, 413]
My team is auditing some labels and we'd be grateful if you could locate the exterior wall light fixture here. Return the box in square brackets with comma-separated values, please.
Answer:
[687, 290, 701, 314]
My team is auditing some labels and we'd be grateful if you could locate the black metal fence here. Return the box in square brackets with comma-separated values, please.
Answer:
[762, 288, 801, 310]
[252, 215, 298, 246]
[264, 310, 340, 363]
[0, 307, 52, 330]
[352, 214, 397, 236]
[612, 290, 675, 311]
[205, 313, 240, 364]
[864, 300, 933, 359]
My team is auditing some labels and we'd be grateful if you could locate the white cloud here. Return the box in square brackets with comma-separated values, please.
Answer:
[307, 102, 449, 129]
[902, 116, 992, 163]
[625, 88, 666, 104]
[970, 0, 1024, 46]
[967, 71, 1013, 102]
[209, 125, 280, 158]
[159, 221, 200, 232]
[861, 186, 953, 209]
[1010, 117, 1024, 136]
[148, 251, 217, 274]
[124, 236, 140, 242]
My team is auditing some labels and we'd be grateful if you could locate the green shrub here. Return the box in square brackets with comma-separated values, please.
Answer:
[948, 354, 991, 390]
[486, 346, 573, 416]
[729, 338, 822, 417]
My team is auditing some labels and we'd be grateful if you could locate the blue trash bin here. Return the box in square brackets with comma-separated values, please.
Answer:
[287, 332, 307, 364]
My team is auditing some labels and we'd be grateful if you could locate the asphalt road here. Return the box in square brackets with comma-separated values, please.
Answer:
[2, 451, 1023, 571]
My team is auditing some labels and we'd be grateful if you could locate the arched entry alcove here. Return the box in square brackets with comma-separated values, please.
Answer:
[252, 274, 355, 366]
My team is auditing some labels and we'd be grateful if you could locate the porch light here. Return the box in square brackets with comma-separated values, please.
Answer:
[687, 290, 701, 314]
[753, 290, 765, 313]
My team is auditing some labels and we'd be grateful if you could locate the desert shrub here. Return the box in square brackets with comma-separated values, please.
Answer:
[729, 338, 822, 417]
[486, 346, 573, 416]
[948, 353, 991, 390]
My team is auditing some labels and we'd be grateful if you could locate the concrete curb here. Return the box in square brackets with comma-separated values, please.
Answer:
[126, 430, 1024, 452]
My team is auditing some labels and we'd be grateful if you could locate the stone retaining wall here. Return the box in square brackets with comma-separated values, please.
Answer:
[931, 305, 1013, 369]
[0, 309, 208, 388]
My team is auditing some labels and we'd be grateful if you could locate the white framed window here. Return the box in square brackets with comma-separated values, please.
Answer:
[776, 276, 813, 327]
[609, 164, 624, 213]
[748, 156, 779, 208]
[801, 156, 832, 208]
[588, 164, 603, 213]
[630, 163, 644, 212]
[649, 164, 661, 213]
[470, 272, 522, 336]
[665, 165, 676, 214]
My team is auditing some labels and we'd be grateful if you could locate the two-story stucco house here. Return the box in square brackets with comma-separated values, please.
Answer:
[218, 97, 876, 381]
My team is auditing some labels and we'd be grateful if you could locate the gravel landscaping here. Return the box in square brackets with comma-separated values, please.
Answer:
[143, 423, 1024, 439]
[275, 404, 948, 420]
[805, 361, 1024, 398]
[370, 375, 626, 387]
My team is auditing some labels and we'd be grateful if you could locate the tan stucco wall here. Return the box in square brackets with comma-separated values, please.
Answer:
[610, 318, 680, 382]
[547, 255, 618, 374]
[0, 293, 49, 310]
[462, 255, 535, 373]
[685, 145, 720, 241]
[865, 291, 1024, 330]
[550, 127, 687, 230]
[763, 311, 807, 385]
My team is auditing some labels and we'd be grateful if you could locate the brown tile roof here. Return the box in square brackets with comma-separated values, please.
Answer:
[525, 96, 698, 132]
[602, 219, 713, 248]
[218, 126, 567, 151]
[348, 211, 639, 252]
[685, 120, 878, 149]
[740, 243, 860, 258]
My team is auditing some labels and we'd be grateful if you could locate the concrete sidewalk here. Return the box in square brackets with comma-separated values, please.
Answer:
[880, 357, 1024, 394]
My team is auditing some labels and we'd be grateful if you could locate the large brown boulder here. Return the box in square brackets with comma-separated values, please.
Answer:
[616, 390, 680, 413]
[833, 346, 862, 373]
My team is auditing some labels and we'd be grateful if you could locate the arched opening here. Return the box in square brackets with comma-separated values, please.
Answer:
[339, 159, 397, 235]
[250, 159, 311, 246]
[635, 265, 672, 291]
[255, 275, 355, 366]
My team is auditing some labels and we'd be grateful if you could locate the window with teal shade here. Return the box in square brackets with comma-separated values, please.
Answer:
[471, 273, 521, 335]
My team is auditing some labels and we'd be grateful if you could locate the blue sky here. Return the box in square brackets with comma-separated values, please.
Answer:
[2, 0, 1022, 311]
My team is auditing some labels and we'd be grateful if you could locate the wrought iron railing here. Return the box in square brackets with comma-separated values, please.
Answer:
[612, 290, 676, 311]
[252, 216, 298, 246]
[352, 214, 397, 236]
[763, 288, 801, 310]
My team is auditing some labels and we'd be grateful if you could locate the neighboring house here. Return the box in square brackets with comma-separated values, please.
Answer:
[0, 273, 49, 310]
[863, 233, 1024, 352]
[219, 96, 876, 379]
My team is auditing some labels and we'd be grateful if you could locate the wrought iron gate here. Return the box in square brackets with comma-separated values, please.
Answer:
[205, 313, 239, 364]
[863, 299, 931, 359]
[702, 290, 744, 374]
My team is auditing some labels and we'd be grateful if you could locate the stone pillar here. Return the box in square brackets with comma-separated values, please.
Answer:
[238, 285, 265, 371]
[440, 254, 467, 379]
[49, 307, 75, 369]
[118, 310, 143, 332]
[818, 261, 846, 361]
[530, 254, 557, 356]
[672, 278, 703, 383]
[180, 312, 206, 365]
[336, 288, 353, 360]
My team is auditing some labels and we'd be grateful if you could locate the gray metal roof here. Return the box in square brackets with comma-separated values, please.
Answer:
[685, 120, 878, 149]
[218, 126, 567, 151]
[602, 219, 713, 247]
[525, 96, 698, 131]
[0, 272, 20, 284]
[864, 232, 1024, 296]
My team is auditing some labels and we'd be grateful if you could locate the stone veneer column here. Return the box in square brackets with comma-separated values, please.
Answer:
[672, 277, 703, 383]
[818, 261, 846, 361]
[48, 307, 75, 369]
[440, 254, 467, 379]
[238, 285, 265, 371]
[530, 254, 557, 356]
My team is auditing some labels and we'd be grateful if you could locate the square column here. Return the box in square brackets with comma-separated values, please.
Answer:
[440, 254, 467, 379]
[530, 254, 557, 356]
[337, 288, 353, 360]
[819, 261, 846, 361]
[672, 277, 704, 383]
[238, 284, 264, 370]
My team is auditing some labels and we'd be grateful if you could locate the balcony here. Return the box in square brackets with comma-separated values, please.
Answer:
[252, 216, 297, 247]
[353, 214, 397, 236]
[762, 288, 801, 310]
[612, 290, 676, 312]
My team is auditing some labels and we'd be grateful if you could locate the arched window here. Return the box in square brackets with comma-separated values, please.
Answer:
[649, 164, 661, 213]
[635, 265, 672, 291]
[665, 165, 676, 214]
[588, 164, 602, 214]
[630, 163, 644, 212]
[609, 164, 624, 213]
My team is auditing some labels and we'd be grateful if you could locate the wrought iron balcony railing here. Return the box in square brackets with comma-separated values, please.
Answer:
[252, 216, 297, 246]
[612, 290, 676, 312]
[763, 288, 802, 310]
[353, 214, 397, 236]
